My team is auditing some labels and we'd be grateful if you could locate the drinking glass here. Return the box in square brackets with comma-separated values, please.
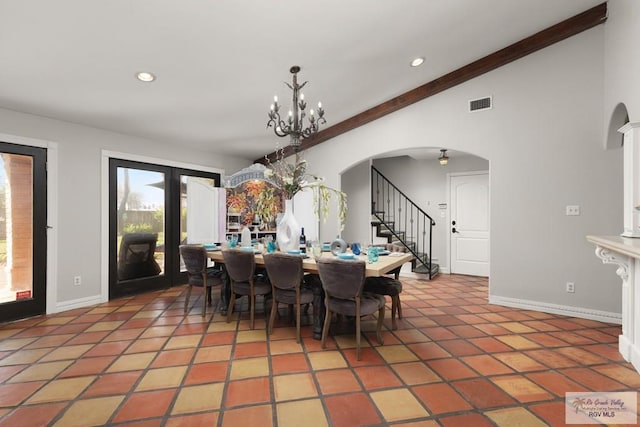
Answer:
[311, 240, 322, 260]
[367, 246, 379, 263]
[266, 236, 277, 253]
[227, 234, 238, 249]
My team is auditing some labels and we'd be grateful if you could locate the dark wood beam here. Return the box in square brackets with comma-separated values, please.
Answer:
[257, 2, 607, 164]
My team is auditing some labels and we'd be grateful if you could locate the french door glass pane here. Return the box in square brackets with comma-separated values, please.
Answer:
[0, 154, 33, 303]
[116, 167, 165, 281]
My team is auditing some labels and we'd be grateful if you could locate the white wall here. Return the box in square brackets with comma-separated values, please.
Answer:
[0, 107, 250, 309]
[303, 26, 623, 318]
[341, 159, 371, 245]
[370, 154, 489, 271]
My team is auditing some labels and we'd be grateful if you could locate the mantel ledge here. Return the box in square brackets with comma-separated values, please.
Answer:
[587, 235, 640, 259]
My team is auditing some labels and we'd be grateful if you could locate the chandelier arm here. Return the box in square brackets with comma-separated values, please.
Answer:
[275, 120, 289, 137]
[301, 126, 318, 139]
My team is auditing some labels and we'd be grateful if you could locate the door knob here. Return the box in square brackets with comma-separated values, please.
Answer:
[452, 227, 460, 233]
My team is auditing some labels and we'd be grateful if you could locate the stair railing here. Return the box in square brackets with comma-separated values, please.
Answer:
[371, 166, 437, 279]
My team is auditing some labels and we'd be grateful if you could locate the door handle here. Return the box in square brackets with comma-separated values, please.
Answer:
[452, 227, 460, 233]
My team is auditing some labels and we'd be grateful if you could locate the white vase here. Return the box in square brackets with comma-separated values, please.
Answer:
[276, 199, 301, 252]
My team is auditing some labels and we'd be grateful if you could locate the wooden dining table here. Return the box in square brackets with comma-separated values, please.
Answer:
[208, 249, 413, 339]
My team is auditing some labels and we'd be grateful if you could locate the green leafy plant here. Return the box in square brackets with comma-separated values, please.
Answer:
[123, 223, 153, 234]
[263, 150, 347, 229]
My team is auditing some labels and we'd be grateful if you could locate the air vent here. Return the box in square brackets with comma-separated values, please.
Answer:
[469, 96, 492, 112]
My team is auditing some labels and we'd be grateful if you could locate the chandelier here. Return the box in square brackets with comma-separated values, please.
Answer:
[267, 65, 326, 150]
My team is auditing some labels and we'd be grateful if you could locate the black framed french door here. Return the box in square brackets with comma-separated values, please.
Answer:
[109, 158, 221, 299]
[0, 142, 47, 322]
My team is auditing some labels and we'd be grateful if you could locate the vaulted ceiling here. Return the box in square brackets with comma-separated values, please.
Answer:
[0, 0, 604, 160]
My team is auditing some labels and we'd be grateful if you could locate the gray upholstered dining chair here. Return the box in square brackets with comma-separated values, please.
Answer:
[179, 245, 225, 317]
[364, 243, 406, 329]
[222, 249, 271, 329]
[316, 257, 385, 360]
[263, 252, 314, 343]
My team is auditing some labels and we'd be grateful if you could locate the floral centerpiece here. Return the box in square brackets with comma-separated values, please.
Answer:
[263, 150, 347, 230]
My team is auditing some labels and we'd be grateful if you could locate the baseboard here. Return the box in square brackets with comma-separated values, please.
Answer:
[56, 294, 105, 314]
[489, 295, 622, 325]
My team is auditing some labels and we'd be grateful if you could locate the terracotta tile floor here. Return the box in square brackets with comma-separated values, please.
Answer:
[0, 274, 639, 426]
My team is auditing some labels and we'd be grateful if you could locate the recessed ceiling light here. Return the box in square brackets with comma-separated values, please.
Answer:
[136, 72, 156, 82]
[410, 57, 425, 67]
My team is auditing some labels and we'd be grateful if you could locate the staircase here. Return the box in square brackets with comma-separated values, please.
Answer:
[371, 166, 439, 279]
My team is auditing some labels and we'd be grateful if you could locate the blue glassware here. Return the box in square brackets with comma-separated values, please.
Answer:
[367, 246, 379, 263]
[266, 239, 277, 253]
[351, 242, 361, 255]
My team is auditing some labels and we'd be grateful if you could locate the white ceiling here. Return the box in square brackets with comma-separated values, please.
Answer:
[0, 0, 602, 160]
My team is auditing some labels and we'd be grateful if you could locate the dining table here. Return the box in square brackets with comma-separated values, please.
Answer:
[207, 248, 414, 339]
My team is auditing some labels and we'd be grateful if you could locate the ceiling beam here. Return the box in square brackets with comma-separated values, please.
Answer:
[257, 2, 607, 164]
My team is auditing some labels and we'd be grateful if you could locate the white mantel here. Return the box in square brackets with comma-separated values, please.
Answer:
[586, 122, 640, 374]
[587, 235, 640, 373]
[587, 122, 640, 374]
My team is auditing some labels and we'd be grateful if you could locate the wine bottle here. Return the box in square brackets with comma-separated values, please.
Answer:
[299, 227, 307, 253]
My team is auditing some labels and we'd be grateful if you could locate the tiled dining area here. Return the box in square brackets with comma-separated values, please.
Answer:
[0, 273, 639, 426]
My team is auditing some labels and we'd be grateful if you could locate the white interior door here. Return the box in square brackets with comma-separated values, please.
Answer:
[450, 172, 489, 276]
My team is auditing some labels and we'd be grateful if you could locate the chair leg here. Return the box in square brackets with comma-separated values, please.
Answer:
[390, 295, 398, 330]
[321, 309, 332, 349]
[226, 292, 236, 323]
[295, 302, 301, 344]
[207, 286, 213, 306]
[376, 305, 385, 345]
[396, 295, 402, 319]
[356, 312, 361, 361]
[201, 287, 207, 317]
[269, 298, 277, 335]
[184, 286, 192, 314]
[250, 295, 255, 330]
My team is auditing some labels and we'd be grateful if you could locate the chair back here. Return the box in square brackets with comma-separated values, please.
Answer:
[317, 257, 366, 300]
[263, 253, 304, 291]
[179, 245, 207, 286]
[222, 249, 255, 282]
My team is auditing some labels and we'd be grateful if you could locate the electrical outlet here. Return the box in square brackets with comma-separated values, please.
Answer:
[566, 282, 575, 293]
[566, 205, 580, 216]
[73, 276, 82, 286]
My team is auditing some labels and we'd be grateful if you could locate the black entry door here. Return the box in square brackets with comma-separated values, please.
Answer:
[0, 142, 47, 322]
[109, 159, 220, 299]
